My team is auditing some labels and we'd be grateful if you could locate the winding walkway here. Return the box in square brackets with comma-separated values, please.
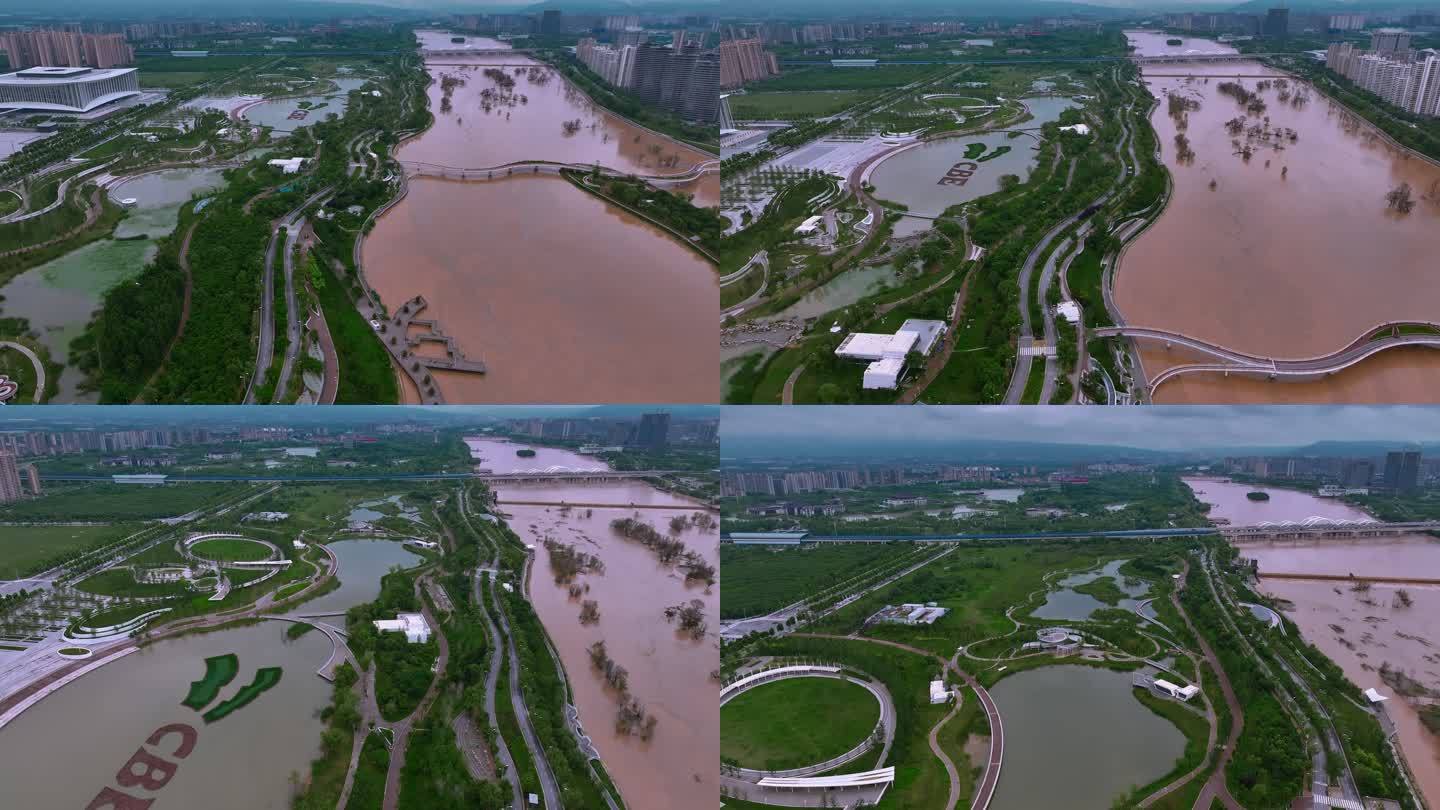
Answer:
[245, 186, 332, 404]
[490, 568, 564, 809]
[1184, 559, 1246, 810]
[132, 218, 200, 403]
[1137, 563, 1226, 807]
[272, 219, 307, 403]
[0, 341, 45, 403]
[794, 633, 1002, 810]
[1092, 322, 1440, 395]
[1005, 85, 1134, 405]
[380, 574, 451, 810]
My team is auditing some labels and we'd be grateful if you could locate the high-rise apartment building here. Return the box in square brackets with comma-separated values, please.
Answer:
[1328, 39, 1440, 118]
[576, 38, 638, 88]
[1415, 53, 1440, 118]
[0, 30, 134, 69]
[634, 412, 671, 449]
[23, 464, 41, 496]
[630, 43, 719, 123]
[1371, 29, 1412, 57]
[719, 38, 779, 88]
[539, 10, 563, 36]
[1342, 460, 1374, 488]
[1383, 450, 1422, 493]
[1329, 14, 1367, 31]
[0, 452, 22, 503]
[1264, 8, 1290, 38]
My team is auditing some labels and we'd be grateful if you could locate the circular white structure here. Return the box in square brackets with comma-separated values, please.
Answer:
[721, 664, 894, 778]
[0, 67, 141, 114]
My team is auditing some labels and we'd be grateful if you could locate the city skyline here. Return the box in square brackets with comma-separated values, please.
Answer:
[721, 405, 1440, 451]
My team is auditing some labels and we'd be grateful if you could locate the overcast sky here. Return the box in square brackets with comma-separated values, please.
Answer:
[720, 406, 1440, 451]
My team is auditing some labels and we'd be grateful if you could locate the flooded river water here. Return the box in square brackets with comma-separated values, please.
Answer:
[362, 32, 718, 403]
[466, 437, 719, 808]
[1116, 31, 1440, 402]
[1187, 476, 1440, 802]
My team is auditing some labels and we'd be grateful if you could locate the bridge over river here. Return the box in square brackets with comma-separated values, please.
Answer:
[476, 469, 685, 484]
[1091, 322, 1440, 395]
[397, 159, 718, 189]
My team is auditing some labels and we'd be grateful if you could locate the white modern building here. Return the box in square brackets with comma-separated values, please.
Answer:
[245, 511, 290, 522]
[835, 319, 947, 389]
[872, 602, 949, 625]
[0, 66, 141, 114]
[1154, 679, 1200, 701]
[795, 215, 824, 235]
[268, 157, 307, 174]
[111, 473, 168, 485]
[373, 612, 431, 643]
[1059, 123, 1091, 136]
[929, 679, 954, 704]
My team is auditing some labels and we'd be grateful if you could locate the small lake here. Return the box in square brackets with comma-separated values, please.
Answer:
[281, 539, 422, 617]
[771, 263, 899, 322]
[0, 167, 226, 402]
[346, 495, 422, 524]
[0, 622, 333, 809]
[1031, 559, 1151, 620]
[242, 79, 368, 133]
[868, 97, 1078, 237]
[989, 665, 1186, 809]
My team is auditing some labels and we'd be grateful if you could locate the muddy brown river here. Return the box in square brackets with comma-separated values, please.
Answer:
[362, 32, 719, 403]
[467, 438, 718, 808]
[1187, 476, 1440, 802]
[1117, 32, 1440, 403]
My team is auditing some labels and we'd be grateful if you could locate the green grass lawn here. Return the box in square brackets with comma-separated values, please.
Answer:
[1020, 359, 1044, 404]
[0, 524, 126, 579]
[74, 567, 191, 599]
[722, 676, 881, 771]
[722, 543, 917, 619]
[189, 537, 276, 562]
[79, 600, 177, 629]
[730, 90, 871, 120]
[0, 483, 237, 521]
[751, 635, 955, 809]
[139, 72, 212, 88]
[750, 64, 949, 92]
[720, 265, 765, 310]
[347, 732, 389, 810]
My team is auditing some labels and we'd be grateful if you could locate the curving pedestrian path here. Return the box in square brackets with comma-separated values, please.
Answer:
[721, 666, 896, 782]
[0, 341, 45, 403]
[380, 574, 451, 810]
[491, 566, 564, 809]
[794, 633, 1003, 810]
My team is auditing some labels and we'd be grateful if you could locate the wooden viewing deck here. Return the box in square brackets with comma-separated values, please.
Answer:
[380, 295, 487, 402]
